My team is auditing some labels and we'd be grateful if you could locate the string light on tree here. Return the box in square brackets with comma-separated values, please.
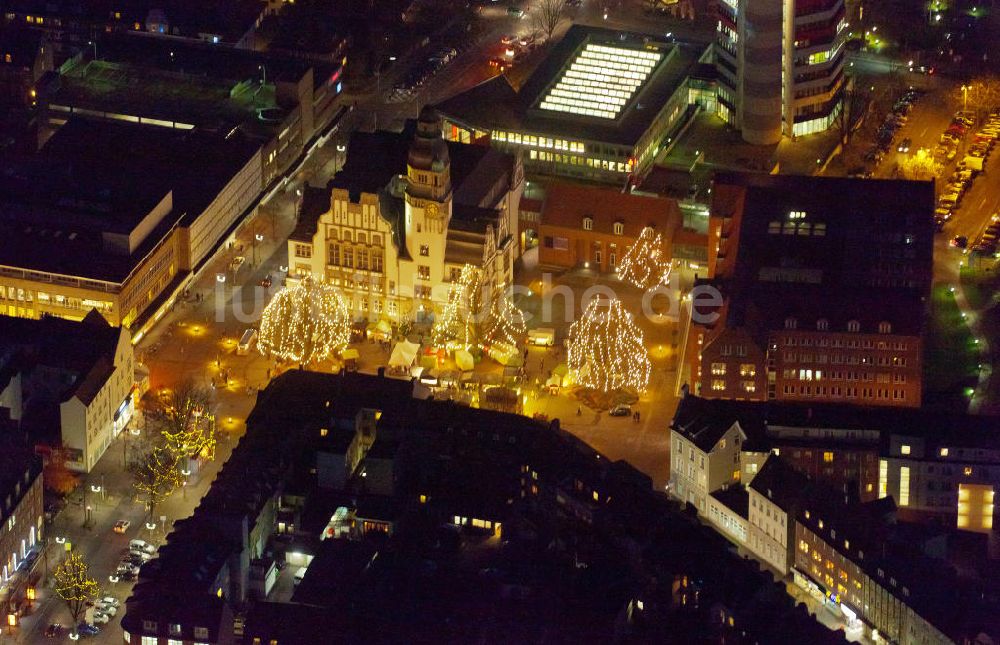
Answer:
[617, 226, 672, 290]
[432, 264, 482, 350]
[258, 276, 351, 365]
[567, 297, 651, 392]
[481, 283, 527, 361]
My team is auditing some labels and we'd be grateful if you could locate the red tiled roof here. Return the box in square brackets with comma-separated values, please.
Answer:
[539, 182, 680, 237]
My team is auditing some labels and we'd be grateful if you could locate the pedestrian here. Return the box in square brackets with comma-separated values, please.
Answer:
[636, 410, 641, 423]
[576, 406, 582, 416]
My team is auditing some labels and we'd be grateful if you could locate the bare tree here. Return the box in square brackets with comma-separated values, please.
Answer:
[532, 0, 566, 41]
[834, 81, 872, 145]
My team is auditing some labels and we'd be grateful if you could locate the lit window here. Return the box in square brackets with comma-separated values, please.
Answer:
[194, 627, 209, 639]
[940, 448, 949, 457]
[823, 452, 833, 463]
[711, 379, 725, 391]
[901, 444, 911, 455]
[711, 362, 726, 376]
[582, 217, 593, 231]
[965, 467, 974, 476]
[613, 221, 624, 235]
[900, 466, 910, 506]
[847, 320, 860, 333]
[420, 245, 429, 257]
[170, 624, 182, 635]
[739, 364, 756, 377]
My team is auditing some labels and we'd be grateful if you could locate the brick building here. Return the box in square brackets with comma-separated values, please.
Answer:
[535, 182, 707, 274]
[684, 172, 933, 408]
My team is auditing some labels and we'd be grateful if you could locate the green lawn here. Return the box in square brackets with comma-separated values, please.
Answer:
[923, 285, 980, 410]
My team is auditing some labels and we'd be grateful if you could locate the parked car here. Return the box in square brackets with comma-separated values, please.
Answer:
[101, 597, 120, 608]
[91, 612, 110, 626]
[897, 138, 912, 153]
[506, 5, 525, 17]
[77, 623, 100, 636]
[951, 236, 968, 249]
[95, 603, 117, 617]
[113, 520, 130, 534]
[129, 539, 155, 554]
[609, 404, 632, 417]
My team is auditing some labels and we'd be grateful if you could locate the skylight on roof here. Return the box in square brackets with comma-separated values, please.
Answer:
[539, 43, 662, 120]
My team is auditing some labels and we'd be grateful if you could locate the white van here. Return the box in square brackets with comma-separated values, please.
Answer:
[237, 328, 258, 355]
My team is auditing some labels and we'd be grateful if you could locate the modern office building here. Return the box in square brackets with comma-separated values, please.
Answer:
[0, 118, 260, 328]
[436, 25, 717, 183]
[683, 172, 933, 408]
[0, 310, 135, 472]
[714, 0, 848, 142]
[288, 107, 522, 323]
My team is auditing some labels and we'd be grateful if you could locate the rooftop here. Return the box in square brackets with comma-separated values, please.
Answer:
[540, 181, 680, 236]
[748, 454, 813, 511]
[436, 25, 705, 147]
[0, 118, 259, 282]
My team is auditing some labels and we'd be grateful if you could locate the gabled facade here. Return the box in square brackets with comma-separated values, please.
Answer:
[288, 107, 522, 323]
[669, 415, 746, 514]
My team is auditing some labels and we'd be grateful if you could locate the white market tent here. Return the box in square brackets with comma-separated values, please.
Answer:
[389, 340, 420, 369]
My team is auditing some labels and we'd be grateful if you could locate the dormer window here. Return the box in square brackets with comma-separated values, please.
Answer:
[847, 320, 860, 333]
[583, 217, 593, 231]
[817, 318, 829, 331]
[613, 221, 624, 235]
[784, 317, 797, 330]
[878, 321, 892, 334]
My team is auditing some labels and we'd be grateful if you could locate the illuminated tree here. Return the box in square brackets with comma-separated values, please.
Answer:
[567, 298, 651, 392]
[54, 553, 99, 636]
[130, 446, 184, 520]
[258, 276, 351, 365]
[955, 76, 1000, 119]
[432, 264, 483, 350]
[145, 380, 217, 462]
[617, 227, 671, 290]
[899, 148, 942, 180]
[481, 285, 527, 360]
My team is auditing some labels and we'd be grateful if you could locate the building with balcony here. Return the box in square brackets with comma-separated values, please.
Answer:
[713, 0, 848, 142]
[288, 106, 522, 323]
[683, 172, 933, 408]
[435, 25, 716, 183]
[0, 310, 135, 472]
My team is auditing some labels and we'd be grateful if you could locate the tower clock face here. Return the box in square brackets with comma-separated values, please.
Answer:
[425, 202, 438, 218]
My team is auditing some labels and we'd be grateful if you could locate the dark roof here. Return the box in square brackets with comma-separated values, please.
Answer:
[244, 601, 339, 644]
[0, 311, 123, 404]
[97, 30, 335, 83]
[436, 25, 705, 147]
[747, 455, 812, 511]
[540, 181, 679, 236]
[671, 394, 763, 451]
[673, 394, 1000, 451]
[0, 434, 41, 510]
[290, 185, 329, 243]
[0, 118, 259, 282]
[712, 172, 934, 298]
[710, 485, 749, 518]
